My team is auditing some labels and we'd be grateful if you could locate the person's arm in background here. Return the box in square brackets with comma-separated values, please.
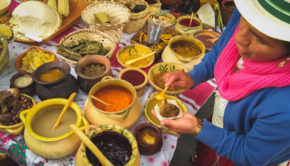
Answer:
[188, 9, 241, 87]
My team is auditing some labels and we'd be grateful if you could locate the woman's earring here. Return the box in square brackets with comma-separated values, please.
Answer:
[278, 57, 290, 68]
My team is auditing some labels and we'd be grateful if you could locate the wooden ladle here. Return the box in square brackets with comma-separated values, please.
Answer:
[155, 86, 168, 101]
[70, 124, 113, 166]
[51, 92, 77, 131]
[125, 52, 156, 65]
[90, 95, 111, 106]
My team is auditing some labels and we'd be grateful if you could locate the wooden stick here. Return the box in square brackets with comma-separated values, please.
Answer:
[189, 12, 194, 26]
[51, 92, 77, 131]
[70, 124, 113, 166]
[90, 95, 111, 106]
[125, 52, 156, 65]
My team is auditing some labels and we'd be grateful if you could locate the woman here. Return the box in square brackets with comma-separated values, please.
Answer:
[160, 0, 290, 165]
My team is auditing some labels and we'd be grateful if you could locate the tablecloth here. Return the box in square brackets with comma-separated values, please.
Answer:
[0, 1, 217, 165]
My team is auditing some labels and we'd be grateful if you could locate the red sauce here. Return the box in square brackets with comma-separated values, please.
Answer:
[179, 18, 200, 27]
[121, 70, 145, 86]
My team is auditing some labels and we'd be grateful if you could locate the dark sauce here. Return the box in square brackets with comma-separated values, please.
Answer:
[131, 5, 146, 13]
[179, 18, 200, 27]
[121, 70, 145, 86]
[86, 131, 132, 166]
[145, 0, 157, 5]
[195, 35, 215, 49]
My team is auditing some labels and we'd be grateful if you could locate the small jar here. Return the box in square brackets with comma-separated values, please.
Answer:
[174, 15, 203, 36]
[118, 67, 148, 96]
[10, 72, 35, 96]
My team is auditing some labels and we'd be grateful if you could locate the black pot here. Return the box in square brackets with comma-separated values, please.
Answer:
[32, 61, 78, 100]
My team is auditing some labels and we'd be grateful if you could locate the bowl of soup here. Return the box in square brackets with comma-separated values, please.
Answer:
[168, 35, 205, 62]
[84, 75, 137, 125]
[148, 62, 188, 95]
[19, 98, 88, 159]
[75, 124, 140, 166]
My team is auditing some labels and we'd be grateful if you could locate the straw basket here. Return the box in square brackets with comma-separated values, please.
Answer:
[57, 28, 116, 65]
[81, 1, 130, 43]
[147, 0, 162, 16]
[123, 0, 149, 34]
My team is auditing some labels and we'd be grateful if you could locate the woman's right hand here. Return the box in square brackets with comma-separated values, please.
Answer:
[163, 70, 194, 90]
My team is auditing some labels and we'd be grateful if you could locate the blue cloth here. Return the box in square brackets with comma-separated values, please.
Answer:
[188, 9, 290, 165]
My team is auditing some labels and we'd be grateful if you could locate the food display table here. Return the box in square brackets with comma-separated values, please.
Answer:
[0, 0, 216, 165]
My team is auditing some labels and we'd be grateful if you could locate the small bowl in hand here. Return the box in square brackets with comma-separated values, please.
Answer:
[133, 123, 162, 155]
[10, 72, 35, 96]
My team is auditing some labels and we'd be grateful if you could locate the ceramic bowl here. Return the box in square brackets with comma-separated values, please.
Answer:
[0, 93, 35, 135]
[133, 123, 162, 155]
[174, 15, 203, 36]
[10, 72, 35, 96]
[0, 0, 11, 15]
[116, 44, 155, 69]
[144, 92, 187, 134]
[75, 55, 113, 94]
[148, 62, 188, 95]
[118, 67, 148, 96]
[168, 35, 205, 62]
[193, 30, 220, 52]
[15, 45, 58, 73]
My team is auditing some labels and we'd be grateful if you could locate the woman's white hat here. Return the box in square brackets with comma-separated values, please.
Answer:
[234, 0, 290, 42]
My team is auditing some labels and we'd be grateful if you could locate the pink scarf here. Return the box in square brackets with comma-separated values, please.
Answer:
[214, 26, 290, 101]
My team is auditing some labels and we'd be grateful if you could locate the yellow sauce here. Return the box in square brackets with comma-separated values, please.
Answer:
[13, 75, 33, 87]
[118, 45, 154, 68]
[31, 105, 77, 138]
[40, 69, 64, 83]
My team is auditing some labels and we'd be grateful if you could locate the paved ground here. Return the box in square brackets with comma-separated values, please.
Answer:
[170, 92, 215, 166]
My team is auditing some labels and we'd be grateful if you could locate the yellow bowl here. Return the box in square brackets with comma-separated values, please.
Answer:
[116, 44, 155, 69]
[0, 0, 11, 15]
[148, 62, 188, 95]
[0, 93, 35, 135]
[144, 93, 187, 134]
[168, 35, 205, 62]
[118, 67, 148, 96]
[174, 15, 203, 36]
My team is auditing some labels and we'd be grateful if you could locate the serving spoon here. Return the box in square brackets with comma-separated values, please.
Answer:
[90, 95, 111, 106]
[155, 86, 168, 101]
[51, 92, 77, 131]
[70, 124, 113, 166]
[125, 52, 156, 65]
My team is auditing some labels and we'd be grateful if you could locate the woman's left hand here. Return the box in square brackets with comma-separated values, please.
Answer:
[152, 110, 198, 134]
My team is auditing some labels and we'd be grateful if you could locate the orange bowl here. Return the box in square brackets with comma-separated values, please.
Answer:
[15, 45, 58, 73]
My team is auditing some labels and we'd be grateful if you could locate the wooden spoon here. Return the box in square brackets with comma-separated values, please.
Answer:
[155, 86, 168, 101]
[90, 95, 111, 106]
[125, 52, 156, 65]
[51, 92, 77, 131]
[189, 12, 194, 26]
[70, 124, 113, 166]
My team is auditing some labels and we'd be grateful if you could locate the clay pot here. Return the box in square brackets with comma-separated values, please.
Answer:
[32, 61, 78, 100]
[19, 98, 88, 159]
[133, 123, 162, 155]
[174, 15, 203, 36]
[10, 72, 35, 96]
[75, 124, 140, 166]
[75, 55, 113, 94]
[221, 0, 236, 25]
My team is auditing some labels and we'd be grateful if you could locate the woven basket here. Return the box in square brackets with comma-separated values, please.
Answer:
[57, 28, 116, 65]
[123, 0, 149, 34]
[82, 0, 130, 42]
[146, 0, 162, 16]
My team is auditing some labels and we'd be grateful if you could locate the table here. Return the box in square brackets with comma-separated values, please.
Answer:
[0, 1, 216, 165]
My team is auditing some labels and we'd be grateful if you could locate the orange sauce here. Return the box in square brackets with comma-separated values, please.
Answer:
[92, 86, 133, 112]
[40, 69, 64, 83]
